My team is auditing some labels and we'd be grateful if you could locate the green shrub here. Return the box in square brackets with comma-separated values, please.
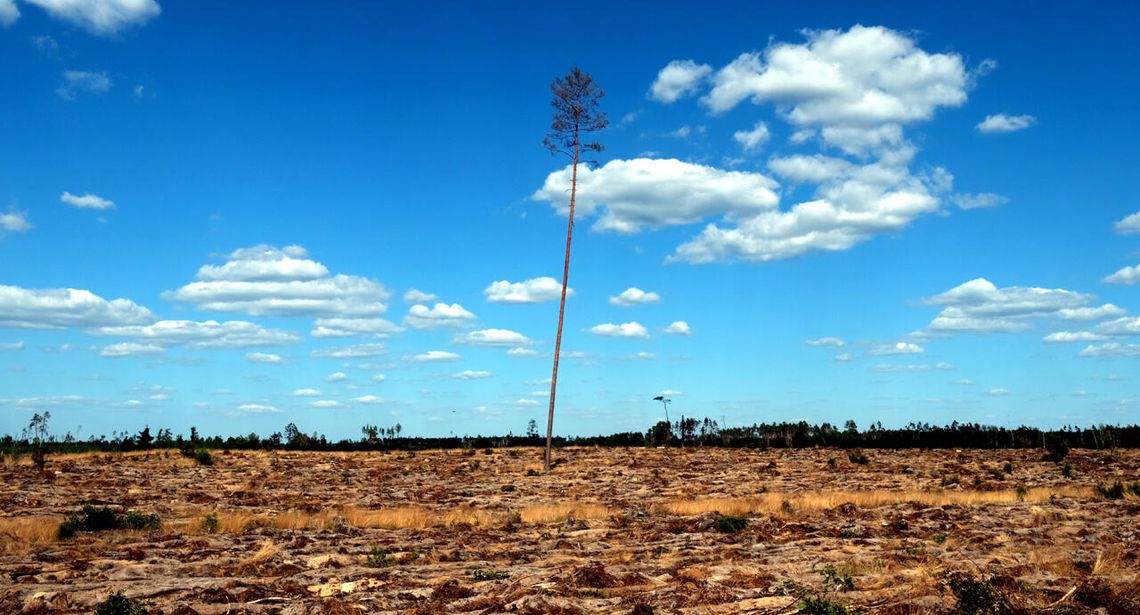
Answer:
[1060, 462, 1074, 478]
[798, 594, 851, 615]
[1002, 461, 1013, 474]
[471, 567, 510, 580]
[58, 505, 161, 538]
[94, 591, 149, 615]
[847, 449, 869, 465]
[1094, 480, 1139, 499]
[366, 547, 392, 568]
[202, 513, 219, 534]
[713, 514, 749, 533]
[948, 574, 1003, 615]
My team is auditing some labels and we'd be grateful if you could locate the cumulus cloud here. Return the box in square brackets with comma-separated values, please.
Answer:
[1079, 343, 1140, 358]
[353, 395, 384, 405]
[93, 319, 298, 349]
[923, 278, 1097, 335]
[413, 350, 461, 363]
[589, 322, 650, 338]
[56, 70, 111, 100]
[805, 336, 845, 347]
[767, 154, 852, 184]
[976, 113, 1036, 134]
[626, 351, 656, 360]
[325, 372, 347, 382]
[292, 388, 320, 397]
[404, 303, 477, 329]
[310, 317, 401, 338]
[985, 388, 1011, 397]
[951, 193, 1007, 210]
[0, 208, 32, 236]
[1058, 305, 1126, 320]
[0, 341, 24, 351]
[833, 353, 852, 362]
[0, 0, 18, 26]
[701, 26, 967, 135]
[663, 321, 691, 335]
[1096, 317, 1140, 337]
[164, 245, 389, 317]
[454, 328, 532, 347]
[609, 287, 660, 306]
[100, 342, 163, 357]
[403, 288, 437, 303]
[61, 191, 114, 210]
[484, 277, 568, 304]
[236, 403, 279, 414]
[733, 121, 770, 152]
[514, 398, 540, 407]
[1044, 331, 1106, 343]
[507, 347, 539, 357]
[534, 158, 779, 234]
[870, 341, 924, 355]
[1104, 265, 1140, 285]
[649, 59, 712, 103]
[0, 285, 153, 329]
[24, 0, 160, 35]
[246, 352, 283, 364]
[1114, 211, 1140, 235]
[453, 370, 491, 380]
[310, 400, 342, 408]
[310, 343, 387, 359]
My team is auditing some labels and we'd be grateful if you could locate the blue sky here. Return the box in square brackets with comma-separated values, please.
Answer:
[2, 1, 1139, 440]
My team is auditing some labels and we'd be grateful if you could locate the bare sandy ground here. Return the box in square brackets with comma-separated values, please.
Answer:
[1, 446, 1138, 613]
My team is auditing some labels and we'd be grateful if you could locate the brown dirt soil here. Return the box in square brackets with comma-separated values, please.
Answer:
[1, 446, 1138, 614]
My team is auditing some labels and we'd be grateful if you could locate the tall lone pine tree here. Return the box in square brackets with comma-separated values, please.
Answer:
[542, 67, 607, 472]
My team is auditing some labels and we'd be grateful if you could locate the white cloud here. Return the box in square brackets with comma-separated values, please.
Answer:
[923, 278, 1096, 335]
[701, 26, 967, 135]
[0, 208, 32, 235]
[589, 322, 650, 338]
[833, 353, 852, 362]
[507, 347, 539, 357]
[733, 121, 770, 152]
[371, 373, 387, 382]
[100, 342, 163, 357]
[1058, 305, 1126, 320]
[976, 113, 1036, 134]
[164, 244, 389, 317]
[325, 371, 347, 382]
[24, 0, 161, 35]
[649, 59, 712, 103]
[514, 398, 541, 407]
[951, 378, 975, 386]
[1096, 317, 1140, 336]
[353, 395, 384, 405]
[404, 303, 477, 329]
[94, 319, 298, 348]
[237, 403, 280, 414]
[292, 388, 321, 397]
[0, 285, 153, 329]
[627, 351, 656, 360]
[311, 400, 342, 408]
[534, 158, 779, 234]
[311, 317, 401, 338]
[454, 328, 532, 347]
[870, 341, 923, 355]
[56, 70, 111, 100]
[767, 154, 852, 184]
[0, 0, 19, 26]
[805, 336, 845, 347]
[61, 191, 115, 210]
[671, 125, 692, 138]
[951, 193, 1007, 210]
[985, 388, 1011, 397]
[246, 352, 283, 364]
[1079, 343, 1140, 358]
[413, 350, 461, 363]
[663, 321, 691, 335]
[453, 370, 491, 380]
[0, 341, 25, 351]
[484, 277, 568, 304]
[1104, 265, 1140, 285]
[1044, 331, 1107, 344]
[1114, 211, 1140, 235]
[311, 343, 387, 359]
[403, 288, 437, 303]
[873, 363, 934, 373]
[609, 287, 660, 306]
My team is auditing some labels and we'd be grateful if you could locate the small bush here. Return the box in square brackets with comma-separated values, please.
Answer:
[798, 594, 851, 615]
[366, 547, 392, 568]
[1015, 485, 1029, 501]
[1044, 438, 1069, 463]
[847, 449, 869, 465]
[471, 567, 510, 580]
[712, 514, 748, 533]
[826, 457, 837, 469]
[1002, 461, 1013, 474]
[948, 574, 1003, 615]
[1060, 462, 1074, 478]
[94, 591, 149, 615]
[941, 474, 960, 487]
[180, 447, 213, 466]
[1095, 480, 1140, 499]
[202, 513, 219, 534]
[59, 505, 161, 539]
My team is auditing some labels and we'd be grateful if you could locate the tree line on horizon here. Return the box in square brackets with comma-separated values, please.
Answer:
[3, 411, 1139, 460]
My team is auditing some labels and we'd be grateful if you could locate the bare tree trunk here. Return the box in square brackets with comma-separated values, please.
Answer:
[545, 134, 579, 472]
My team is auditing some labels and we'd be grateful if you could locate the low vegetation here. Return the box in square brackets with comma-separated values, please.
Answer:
[59, 504, 161, 539]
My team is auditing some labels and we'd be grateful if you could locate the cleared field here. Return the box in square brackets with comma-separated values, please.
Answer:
[1, 446, 1138, 613]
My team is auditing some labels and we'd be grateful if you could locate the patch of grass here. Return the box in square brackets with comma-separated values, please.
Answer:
[471, 567, 510, 580]
[713, 513, 749, 533]
[94, 591, 150, 615]
[798, 594, 852, 615]
[941, 474, 960, 487]
[59, 505, 159, 538]
[1095, 480, 1140, 500]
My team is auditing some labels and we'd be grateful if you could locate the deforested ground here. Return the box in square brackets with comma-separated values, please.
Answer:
[2, 446, 1139, 614]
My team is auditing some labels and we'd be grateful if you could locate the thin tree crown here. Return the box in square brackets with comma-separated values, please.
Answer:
[543, 67, 608, 161]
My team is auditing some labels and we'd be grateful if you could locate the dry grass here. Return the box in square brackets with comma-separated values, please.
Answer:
[519, 502, 610, 524]
[0, 516, 62, 555]
[657, 486, 1093, 516]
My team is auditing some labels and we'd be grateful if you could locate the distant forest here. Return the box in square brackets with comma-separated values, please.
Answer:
[4, 412, 1140, 458]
